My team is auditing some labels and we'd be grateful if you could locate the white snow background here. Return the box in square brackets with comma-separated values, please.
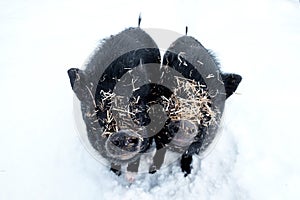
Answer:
[0, 0, 300, 199]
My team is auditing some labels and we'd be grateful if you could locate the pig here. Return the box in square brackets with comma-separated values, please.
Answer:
[147, 35, 242, 176]
[68, 27, 160, 176]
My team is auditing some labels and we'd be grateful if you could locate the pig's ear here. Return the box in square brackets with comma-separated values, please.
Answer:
[67, 68, 88, 101]
[68, 68, 80, 89]
[221, 73, 242, 99]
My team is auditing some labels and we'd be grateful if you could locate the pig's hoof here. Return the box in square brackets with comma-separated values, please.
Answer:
[149, 165, 157, 174]
[125, 171, 137, 183]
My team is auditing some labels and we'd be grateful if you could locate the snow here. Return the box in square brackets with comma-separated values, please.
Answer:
[1, 0, 300, 199]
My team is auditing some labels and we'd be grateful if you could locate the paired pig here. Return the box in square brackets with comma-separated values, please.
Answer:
[68, 27, 241, 177]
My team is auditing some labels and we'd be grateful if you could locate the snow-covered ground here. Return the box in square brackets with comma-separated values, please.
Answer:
[1, 0, 300, 199]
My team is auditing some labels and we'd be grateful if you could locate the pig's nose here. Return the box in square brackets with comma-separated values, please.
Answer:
[105, 130, 142, 161]
[169, 120, 198, 148]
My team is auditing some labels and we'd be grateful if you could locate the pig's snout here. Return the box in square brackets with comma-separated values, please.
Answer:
[169, 120, 198, 147]
[105, 130, 142, 161]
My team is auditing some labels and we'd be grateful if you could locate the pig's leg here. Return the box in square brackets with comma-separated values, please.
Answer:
[126, 157, 141, 182]
[127, 157, 140, 173]
[110, 163, 121, 176]
[180, 154, 193, 177]
[149, 147, 167, 174]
